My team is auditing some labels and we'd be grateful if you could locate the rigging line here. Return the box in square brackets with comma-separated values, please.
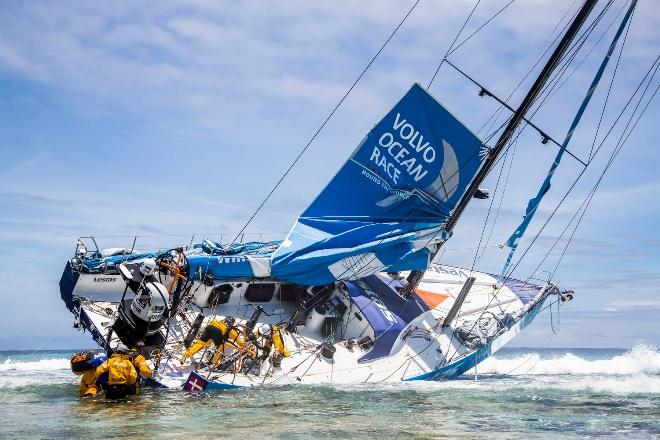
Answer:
[469, 133, 513, 272]
[228, 0, 421, 246]
[527, 12, 633, 277]
[589, 2, 633, 161]
[528, 0, 614, 113]
[528, 1, 616, 120]
[446, 0, 518, 57]
[476, 1, 579, 136]
[549, 1, 629, 108]
[526, 10, 609, 121]
[506, 55, 660, 283]
[427, 0, 482, 90]
[535, 0, 628, 118]
[549, 72, 658, 281]
[477, 137, 519, 265]
[474, 2, 590, 140]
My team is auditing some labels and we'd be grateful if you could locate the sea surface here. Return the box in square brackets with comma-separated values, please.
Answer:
[0, 346, 658, 439]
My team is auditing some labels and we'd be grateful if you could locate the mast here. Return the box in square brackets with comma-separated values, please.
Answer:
[405, 0, 599, 295]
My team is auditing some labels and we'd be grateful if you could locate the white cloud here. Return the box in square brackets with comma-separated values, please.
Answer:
[605, 300, 660, 312]
[0, 0, 659, 348]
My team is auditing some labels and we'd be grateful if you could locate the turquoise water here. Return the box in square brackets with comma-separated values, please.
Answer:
[1, 346, 658, 439]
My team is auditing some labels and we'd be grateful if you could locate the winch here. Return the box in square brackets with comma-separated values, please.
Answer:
[110, 259, 169, 348]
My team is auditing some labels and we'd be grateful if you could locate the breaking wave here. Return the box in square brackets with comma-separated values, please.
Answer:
[474, 343, 660, 376]
[0, 357, 70, 372]
[0, 357, 75, 389]
[1, 345, 658, 394]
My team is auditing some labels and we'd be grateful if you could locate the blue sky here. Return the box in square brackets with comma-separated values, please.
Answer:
[0, 0, 658, 349]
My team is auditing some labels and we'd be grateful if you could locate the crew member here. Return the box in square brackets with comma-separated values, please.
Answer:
[129, 341, 153, 394]
[95, 345, 139, 399]
[256, 323, 290, 358]
[130, 341, 154, 378]
[71, 351, 107, 397]
[181, 316, 245, 366]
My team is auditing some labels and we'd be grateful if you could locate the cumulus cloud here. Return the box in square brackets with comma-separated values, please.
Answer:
[0, 0, 658, 348]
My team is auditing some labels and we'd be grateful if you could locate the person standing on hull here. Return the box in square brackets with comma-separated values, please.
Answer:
[180, 316, 245, 366]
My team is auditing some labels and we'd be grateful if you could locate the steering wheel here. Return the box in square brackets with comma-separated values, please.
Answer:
[156, 249, 189, 294]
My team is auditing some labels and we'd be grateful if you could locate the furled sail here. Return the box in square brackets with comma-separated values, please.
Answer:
[188, 83, 484, 284]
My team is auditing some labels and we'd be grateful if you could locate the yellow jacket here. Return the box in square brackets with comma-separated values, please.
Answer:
[271, 325, 290, 357]
[208, 320, 244, 346]
[131, 353, 153, 379]
[256, 325, 290, 358]
[78, 370, 98, 397]
[95, 354, 138, 386]
[182, 320, 245, 363]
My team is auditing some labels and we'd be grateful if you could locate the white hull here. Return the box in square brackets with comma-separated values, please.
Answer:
[61, 259, 557, 389]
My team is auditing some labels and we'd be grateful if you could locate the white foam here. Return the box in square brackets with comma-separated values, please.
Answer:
[471, 344, 660, 376]
[0, 357, 70, 372]
[1, 345, 659, 393]
[0, 357, 76, 389]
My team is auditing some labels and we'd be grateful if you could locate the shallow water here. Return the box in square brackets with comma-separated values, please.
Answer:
[1, 346, 658, 439]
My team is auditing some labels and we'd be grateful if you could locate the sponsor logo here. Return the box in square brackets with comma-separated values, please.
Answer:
[431, 265, 469, 278]
[93, 277, 117, 283]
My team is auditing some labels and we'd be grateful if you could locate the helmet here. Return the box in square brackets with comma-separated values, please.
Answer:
[258, 323, 271, 336]
[140, 258, 157, 276]
[114, 343, 129, 355]
[224, 316, 235, 327]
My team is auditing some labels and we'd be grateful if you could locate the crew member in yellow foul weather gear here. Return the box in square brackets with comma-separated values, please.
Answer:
[130, 341, 154, 380]
[256, 324, 291, 358]
[181, 316, 245, 366]
[70, 351, 107, 397]
[95, 345, 140, 399]
[78, 370, 98, 397]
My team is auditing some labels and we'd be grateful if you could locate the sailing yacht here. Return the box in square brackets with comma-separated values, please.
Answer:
[59, 0, 644, 389]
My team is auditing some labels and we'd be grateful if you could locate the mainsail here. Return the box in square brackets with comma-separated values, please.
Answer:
[188, 84, 484, 284]
[269, 83, 484, 284]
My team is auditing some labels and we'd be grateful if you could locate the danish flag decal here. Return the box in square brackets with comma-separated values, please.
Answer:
[183, 371, 208, 392]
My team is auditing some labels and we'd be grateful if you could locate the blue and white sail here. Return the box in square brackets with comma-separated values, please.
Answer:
[188, 83, 484, 284]
[270, 83, 484, 284]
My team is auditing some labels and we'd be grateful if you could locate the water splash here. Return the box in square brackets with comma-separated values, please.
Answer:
[473, 344, 660, 376]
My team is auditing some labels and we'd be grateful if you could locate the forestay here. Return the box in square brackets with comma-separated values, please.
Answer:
[188, 84, 484, 284]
